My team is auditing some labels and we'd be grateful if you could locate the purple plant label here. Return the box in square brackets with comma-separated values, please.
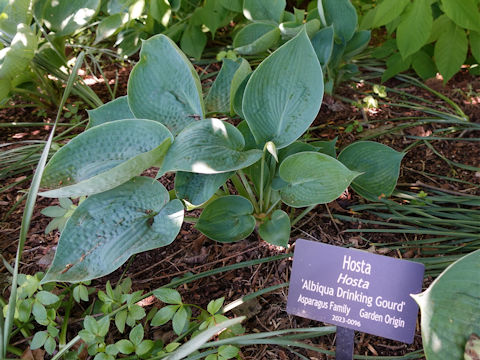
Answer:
[286, 239, 425, 343]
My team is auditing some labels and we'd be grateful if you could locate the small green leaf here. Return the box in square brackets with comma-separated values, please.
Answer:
[84, 316, 98, 334]
[172, 306, 190, 335]
[243, 0, 285, 22]
[196, 196, 255, 243]
[18, 299, 32, 322]
[279, 152, 359, 207]
[165, 342, 181, 352]
[116, 339, 135, 355]
[160, 118, 262, 174]
[258, 210, 290, 248]
[30, 331, 48, 350]
[207, 297, 224, 315]
[128, 304, 146, 321]
[338, 141, 404, 201]
[106, 344, 119, 356]
[218, 345, 239, 359]
[97, 316, 110, 337]
[136, 339, 154, 356]
[243, 30, 323, 149]
[36, 291, 59, 305]
[32, 301, 47, 323]
[78, 329, 96, 344]
[59, 197, 73, 209]
[41, 206, 67, 218]
[128, 34, 204, 136]
[44, 336, 56, 355]
[40, 120, 173, 198]
[153, 288, 182, 305]
[47, 324, 59, 338]
[129, 324, 144, 346]
[115, 309, 128, 333]
[87, 96, 135, 129]
[151, 305, 178, 326]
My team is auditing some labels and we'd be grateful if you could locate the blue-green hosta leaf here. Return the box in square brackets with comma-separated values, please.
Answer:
[279, 152, 360, 207]
[87, 96, 134, 128]
[233, 74, 252, 119]
[413, 249, 480, 360]
[42, 0, 101, 36]
[396, 0, 432, 59]
[441, 0, 480, 32]
[434, 20, 468, 83]
[242, 30, 323, 149]
[175, 171, 233, 206]
[233, 22, 280, 55]
[160, 118, 262, 174]
[205, 59, 241, 114]
[230, 58, 251, 115]
[279, 19, 320, 41]
[310, 26, 334, 67]
[310, 138, 337, 158]
[0, 0, 32, 39]
[41, 177, 184, 283]
[318, 0, 357, 42]
[243, 0, 285, 23]
[338, 141, 404, 201]
[196, 195, 255, 243]
[344, 30, 371, 59]
[40, 120, 173, 198]
[128, 34, 204, 136]
[258, 210, 290, 247]
[219, 0, 242, 12]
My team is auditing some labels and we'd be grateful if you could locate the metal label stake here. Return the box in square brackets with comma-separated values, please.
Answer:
[336, 327, 355, 360]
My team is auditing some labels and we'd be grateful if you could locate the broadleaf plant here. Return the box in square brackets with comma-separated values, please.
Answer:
[39, 30, 403, 283]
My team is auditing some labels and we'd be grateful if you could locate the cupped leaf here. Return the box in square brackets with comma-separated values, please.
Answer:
[279, 152, 359, 207]
[42, 0, 101, 36]
[87, 96, 135, 128]
[344, 30, 371, 59]
[175, 171, 233, 206]
[243, 0, 285, 23]
[233, 22, 280, 55]
[41, 177, 184, 283]
[413, 249, 480, 360]
[128, 34, 204, 136]
[338, 141, 404, 201]
[258, 210, 290, 247]
[318, 0, 357, 42]
[160, 118, 262, 174]
[195, 195, 255, 243]
[40, 119, 173, 198]
[242, 30, 323, 149]
[310, 26, 334, 67]
[205, 59, 241, 114]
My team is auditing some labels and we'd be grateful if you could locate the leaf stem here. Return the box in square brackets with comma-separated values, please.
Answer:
[292, 205, 317, 226]
[259, 147, 267, 212]
[59, 292, 74, 347]
[237, 171, 260, 214]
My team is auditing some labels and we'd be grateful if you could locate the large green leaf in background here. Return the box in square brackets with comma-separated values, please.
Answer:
[160, 118, 262, 174]
[233, 22, 280, 55]
[279, 152, 359, 207]
[196, 195, 255, 242]
[412, 249, 480, 360]
[470, 31, 480, 64]
[174, 171, 233, 206]
[87, 96, 134, 128]
[396, 0, 432, 59]
[205, 59, 241, 114]
[42, 0, 101, 36]
[0, 24, 37, 100]
[0, 0, 32, 38]
[368, 0, 409, 28]
[318, 0, 357, 42]
[434, 19, 468, 83]
[40, 119, 173, 198]
[243, 0, 285, 23]
[441, 0, 480, 32]
[41, 177, 184, 283]
[242, 30, 323, 149]
[338, 141, 404, 201]
[128, 34, 204, 136]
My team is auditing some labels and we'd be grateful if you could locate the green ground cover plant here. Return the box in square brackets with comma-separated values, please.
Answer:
[359, 0, 480, 82]
[36, 29, 403, 284]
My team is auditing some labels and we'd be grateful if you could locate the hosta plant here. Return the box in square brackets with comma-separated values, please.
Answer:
[38, 29, 403, 283]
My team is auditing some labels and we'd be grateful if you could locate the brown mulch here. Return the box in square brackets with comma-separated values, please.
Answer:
[1, 60, 479, 359]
